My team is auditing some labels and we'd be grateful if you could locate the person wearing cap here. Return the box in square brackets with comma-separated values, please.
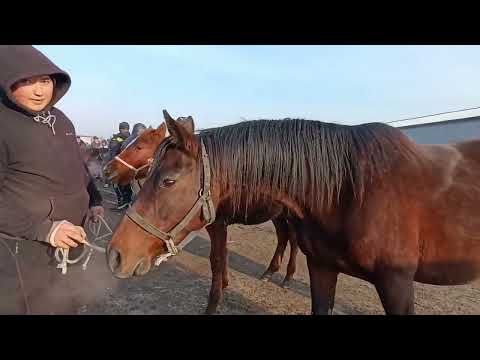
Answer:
[107, 122, 132, 210]
[120, 122, 148, 200]
[108, 122, 130, 156]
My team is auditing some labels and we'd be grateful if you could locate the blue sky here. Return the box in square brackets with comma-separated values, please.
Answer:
[35, 45, 480, 138]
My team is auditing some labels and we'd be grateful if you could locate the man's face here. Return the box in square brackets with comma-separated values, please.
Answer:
[120, 129, 129, 136]
[10, 75, 54, 112]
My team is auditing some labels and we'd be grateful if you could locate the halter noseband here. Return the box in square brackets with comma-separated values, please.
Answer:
[125, 139, 216, 266]
[114, 156, 153, 179]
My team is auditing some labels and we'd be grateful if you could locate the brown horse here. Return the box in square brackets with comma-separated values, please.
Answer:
[103, 125, 167, 186]
[103, 116, 299, 292]
[108, 110, 480, 315]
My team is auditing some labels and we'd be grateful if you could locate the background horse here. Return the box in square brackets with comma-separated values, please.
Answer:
[108, 110, 480, 315]
[103, 116, 299, 299]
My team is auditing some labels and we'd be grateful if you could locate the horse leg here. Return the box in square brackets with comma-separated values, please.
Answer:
[374, 271, 415, 315]
[282, 221, 299, 289]
[205, 223, 228, 315]
[222, 243, 229, 290]
[306, 256, 338, 315]
[261, 217, 289, 282]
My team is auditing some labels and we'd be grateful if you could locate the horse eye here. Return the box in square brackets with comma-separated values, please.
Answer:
[162, 179, 176, 187]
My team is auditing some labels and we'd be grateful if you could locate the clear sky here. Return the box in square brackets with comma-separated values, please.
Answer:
[35, 45, 480, 138]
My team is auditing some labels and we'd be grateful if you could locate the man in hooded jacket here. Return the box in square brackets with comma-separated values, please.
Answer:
[0, 46, 111, 314]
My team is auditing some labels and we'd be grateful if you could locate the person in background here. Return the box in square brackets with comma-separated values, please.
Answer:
[120, 122, 147, 151]
[108, 122, 130, 155]
[91, 136, 102, 150]
[107, 122, 132, 210]
[120, 123, 147, 200]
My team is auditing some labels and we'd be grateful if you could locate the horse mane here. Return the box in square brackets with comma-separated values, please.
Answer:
[153, 118, 420, 217]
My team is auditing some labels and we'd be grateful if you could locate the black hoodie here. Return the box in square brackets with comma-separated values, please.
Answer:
[121, 123, 146, 151]
[0, 45, 101, 244]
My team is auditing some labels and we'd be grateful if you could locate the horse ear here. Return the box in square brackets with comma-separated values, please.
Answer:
[176, 116, 195, 134]
[149, 123, 166, 144]
[163, 109, 175, 123]
[164, 114, 197, 153]
[164, 113, 188, 145]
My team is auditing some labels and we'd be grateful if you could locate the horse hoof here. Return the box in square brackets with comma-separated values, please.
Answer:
[205, 306, 218, 315]
[281, 279, 292, 289]
[260, 271, 273, 282]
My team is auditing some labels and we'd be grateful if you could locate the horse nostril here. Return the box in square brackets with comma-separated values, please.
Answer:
[108, 247, 122, 273]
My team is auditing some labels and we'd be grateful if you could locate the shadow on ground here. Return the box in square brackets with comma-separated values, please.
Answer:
[180, 234, 361, 315]
[85, 260, 272, 315]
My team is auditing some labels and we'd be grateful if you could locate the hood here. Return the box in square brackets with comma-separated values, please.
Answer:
[131, 123, 147, 137]
[0, 45, 71, 115]
[120, 123, 146, 150]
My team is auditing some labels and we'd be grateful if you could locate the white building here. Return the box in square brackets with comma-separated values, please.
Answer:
[388, 108, 480, 144]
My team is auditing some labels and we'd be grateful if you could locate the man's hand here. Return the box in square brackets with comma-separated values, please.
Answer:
[50, 221, 87, 249]
[88, 206, 105, 223]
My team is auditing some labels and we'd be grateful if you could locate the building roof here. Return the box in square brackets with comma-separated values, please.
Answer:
[387, 107, 480, 128]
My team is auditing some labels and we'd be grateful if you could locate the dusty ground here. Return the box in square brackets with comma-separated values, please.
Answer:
[78, 186, 480, 315]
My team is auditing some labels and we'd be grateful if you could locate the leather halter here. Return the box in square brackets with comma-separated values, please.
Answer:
[125, 140, 216, 266]
[114, 155, 153, 179]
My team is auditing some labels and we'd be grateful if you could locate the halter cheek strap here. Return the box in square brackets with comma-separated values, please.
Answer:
[125, 139, 216, 266]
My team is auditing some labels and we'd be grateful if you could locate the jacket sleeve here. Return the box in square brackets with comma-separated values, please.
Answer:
[0, 140, 53, 243]
[120, 134, 135, 152]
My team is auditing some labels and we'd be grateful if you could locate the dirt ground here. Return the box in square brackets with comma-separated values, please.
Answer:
[78, 186, 480, 315]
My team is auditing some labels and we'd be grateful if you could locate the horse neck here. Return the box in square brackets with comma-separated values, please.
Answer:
[199, 132, 351, 226]
[209, 177, 349, 233]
